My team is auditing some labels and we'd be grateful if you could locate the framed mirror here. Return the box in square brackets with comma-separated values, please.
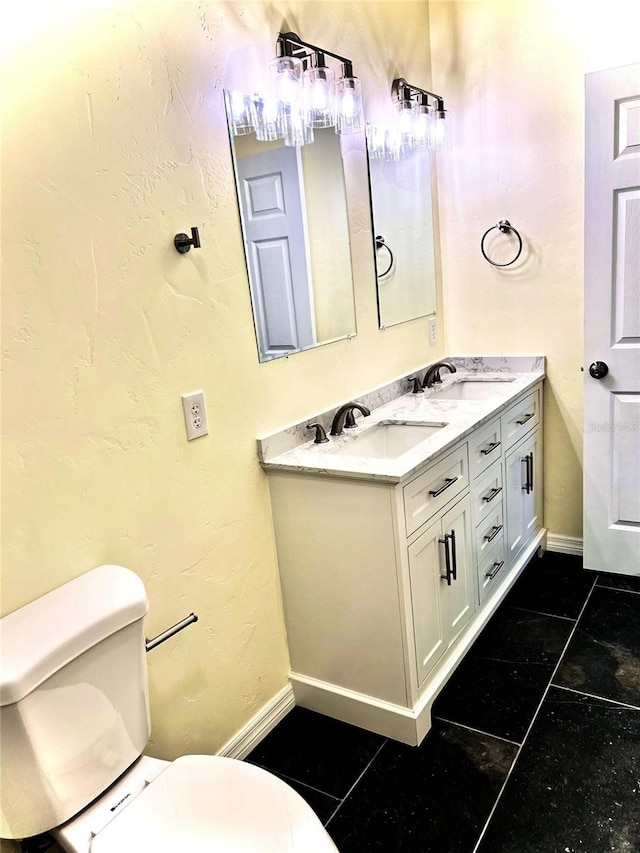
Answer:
[368, 150, 437, 328]
[225, 91, 358, 363]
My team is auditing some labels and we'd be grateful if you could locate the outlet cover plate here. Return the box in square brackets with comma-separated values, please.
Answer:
[181, 391, 209, 441]
[428, 316, 437, 346]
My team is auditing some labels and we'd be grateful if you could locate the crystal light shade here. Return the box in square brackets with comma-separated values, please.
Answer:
[303, 65, 336, 128]
[281, 101, 314, 147]
[254, 94, 283, 141]
[227, 90, 257, 136]
[336, 76, 364, 135]
[395, 97, 414, 145]
[432, 111, 451, 150]
[269, 55, 303, 104]
[412, 103, 432, 150]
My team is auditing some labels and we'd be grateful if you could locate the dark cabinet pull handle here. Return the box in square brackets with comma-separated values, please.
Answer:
[516, 412, 535, 426]
[485, 524, 503, 542]
[486, 560, 504, 580]
[429, 476, 458, 498]
[450, 529, 457, 581]
[522, 453, 534, 494]
[481, 440, 501, 456]
[482, 486, 503, 503]
[439, 534, 453, 585]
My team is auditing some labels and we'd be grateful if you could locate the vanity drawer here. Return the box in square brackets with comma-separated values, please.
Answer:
[471, 459, 503, 529]
[478, 536, 507, 605]
[468, 417, 502, 479]
[501, 388, 541, 450]
[476, 505, 504, 564]
[403, 445, 469, 537]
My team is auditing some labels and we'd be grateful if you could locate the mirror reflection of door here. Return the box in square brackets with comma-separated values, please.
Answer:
[236, 146, 316, 359]
[225, 91, 360, 364]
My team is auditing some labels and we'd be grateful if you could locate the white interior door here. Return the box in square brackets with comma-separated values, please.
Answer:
[236, 146, 315, 359]
[584, 63, 640, 576]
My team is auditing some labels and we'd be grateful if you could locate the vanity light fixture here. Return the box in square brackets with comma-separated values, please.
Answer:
[272, 32, 364, 138]
[366, 77, 450, 160]
[225, 32, 364, 148]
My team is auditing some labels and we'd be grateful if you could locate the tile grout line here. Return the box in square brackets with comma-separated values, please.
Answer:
[434, 716, 522, 747]
[324, 739, 388, 828]
[256, 767, 343, 804]
[470, 571, 600, 853]
[552, 683, 640, 711]
[509, 604, 577, 622]
[596, 580, 640, 596]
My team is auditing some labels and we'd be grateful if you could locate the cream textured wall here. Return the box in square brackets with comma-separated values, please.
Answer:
[428, 0, 640, 540]
[0, 0, 442, 786]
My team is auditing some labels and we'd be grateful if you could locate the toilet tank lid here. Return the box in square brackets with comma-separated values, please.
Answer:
[0, 565, 149, 707]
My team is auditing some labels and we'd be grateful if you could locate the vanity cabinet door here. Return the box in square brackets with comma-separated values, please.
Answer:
[408, 494, 474, 687]
[439, 495, 474, 645]
[504, 428, 543, 566]
[408, 518, 447, 687]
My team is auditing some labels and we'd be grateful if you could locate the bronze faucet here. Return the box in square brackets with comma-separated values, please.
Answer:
[330, 402, 371, 436]
[423, 361, 457, 388]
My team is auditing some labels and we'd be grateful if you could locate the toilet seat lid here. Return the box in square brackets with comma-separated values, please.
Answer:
[90, 755, 338, 853]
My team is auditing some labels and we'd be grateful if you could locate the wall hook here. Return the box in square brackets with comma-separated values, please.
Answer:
[174, 226, 201, 254]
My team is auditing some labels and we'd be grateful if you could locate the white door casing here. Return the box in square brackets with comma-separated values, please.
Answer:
[584, 63, 640, 575]
[236, 146, 316, 360]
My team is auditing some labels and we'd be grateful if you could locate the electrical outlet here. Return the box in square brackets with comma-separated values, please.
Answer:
[181, 391, 209, 441]
[428, 316, 437, 347]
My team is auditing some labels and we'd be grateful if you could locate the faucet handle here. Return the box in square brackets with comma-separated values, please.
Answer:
[408, 376, 423, 394]
[307, 423, 329, 444]
[344, 410, 358, 429]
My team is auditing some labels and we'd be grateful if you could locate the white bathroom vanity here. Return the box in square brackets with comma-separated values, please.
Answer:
[259, 357, 545, 745]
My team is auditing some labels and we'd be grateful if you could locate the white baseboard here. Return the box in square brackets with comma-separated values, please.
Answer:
[546, 534, 583, 556]
[219, 684, 295, 760]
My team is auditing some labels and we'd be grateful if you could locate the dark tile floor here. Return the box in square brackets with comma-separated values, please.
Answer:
[246, 551, 640, 852]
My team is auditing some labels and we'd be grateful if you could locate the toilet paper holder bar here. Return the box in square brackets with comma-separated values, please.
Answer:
[146, 612, 198, 652]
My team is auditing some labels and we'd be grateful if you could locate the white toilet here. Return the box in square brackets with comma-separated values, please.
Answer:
[0, 565, 338, 851]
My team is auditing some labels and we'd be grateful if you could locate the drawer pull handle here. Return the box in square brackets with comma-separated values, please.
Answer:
[486, 560, 504, 580]
[484, 524, 503, 542]
[516, 412, 535, 426]
[429, 476, 459, 498]
[482, 486, 503, 503]
[481, 440, 501, 456]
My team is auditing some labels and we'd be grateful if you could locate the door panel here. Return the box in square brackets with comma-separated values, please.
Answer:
[440, 495, 474, 644]
[236, 146, 315, 358]
[523, 433, 543, 542]
[505, 445, 526, 563]
[584, 63, 640, 575]
[408, 519, 446, 686]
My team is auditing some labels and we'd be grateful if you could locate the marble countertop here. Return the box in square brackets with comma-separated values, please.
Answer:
[259, 357, 545, 484]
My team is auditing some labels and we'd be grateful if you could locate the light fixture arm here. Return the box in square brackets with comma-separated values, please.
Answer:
[277, 31, 356, 74]
[391, 77, 446, 111]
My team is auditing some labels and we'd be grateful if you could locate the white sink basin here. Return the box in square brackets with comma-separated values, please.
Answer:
[432, 379, 515, 401]
[332, 421, 447, 460]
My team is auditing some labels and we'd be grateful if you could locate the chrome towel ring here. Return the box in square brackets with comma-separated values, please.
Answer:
[480, 219, 523, 267]
[375, 235, 394, 277]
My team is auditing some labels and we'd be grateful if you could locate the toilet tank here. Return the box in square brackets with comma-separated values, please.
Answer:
[0, 566, 150, 840]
